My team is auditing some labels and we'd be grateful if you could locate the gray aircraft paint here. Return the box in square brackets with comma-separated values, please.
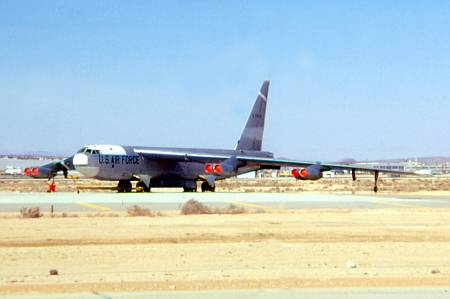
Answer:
[236, 80, 268, 151]
[74, 146, 272, 182]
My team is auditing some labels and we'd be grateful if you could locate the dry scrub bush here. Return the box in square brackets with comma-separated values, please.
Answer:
[19, 207, 42, 218]
[181, 200, 212, 215]
[127, 205, 158, 217]
[217, 204, 247, 215]
[181, 200, 248, 215]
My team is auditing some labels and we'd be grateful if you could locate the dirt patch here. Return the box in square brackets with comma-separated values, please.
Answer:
[1, 208, 449, 294]
[87, 212, 120, 218]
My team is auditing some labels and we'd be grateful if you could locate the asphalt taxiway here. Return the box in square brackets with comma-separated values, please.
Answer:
[0, 192, 449, 213]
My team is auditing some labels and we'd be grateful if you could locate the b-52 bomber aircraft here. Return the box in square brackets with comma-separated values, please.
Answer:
[24, 81, 412, 192]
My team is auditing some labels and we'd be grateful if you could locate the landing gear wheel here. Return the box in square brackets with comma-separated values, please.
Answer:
[117, 180, 132, 193]
[183, 187, 197, 192]
[136, 181, 151, 193]
[201, 181, 215, 192]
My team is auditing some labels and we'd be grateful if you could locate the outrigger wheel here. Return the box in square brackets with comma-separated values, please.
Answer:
[373, 171, 379, 193]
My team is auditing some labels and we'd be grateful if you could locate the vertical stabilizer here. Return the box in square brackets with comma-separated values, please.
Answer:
[236, 80, 270, 151]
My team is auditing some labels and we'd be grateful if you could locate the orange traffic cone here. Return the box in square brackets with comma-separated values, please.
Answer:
[48, 181, 56, 192]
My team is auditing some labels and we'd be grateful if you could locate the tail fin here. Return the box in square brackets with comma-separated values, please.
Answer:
[236, 80, 270, 151]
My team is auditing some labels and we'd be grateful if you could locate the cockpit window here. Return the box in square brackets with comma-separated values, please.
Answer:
[77, 147, 100, 155]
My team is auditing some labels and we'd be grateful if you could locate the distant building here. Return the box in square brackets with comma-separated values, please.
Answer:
[354, 160, 449, 175]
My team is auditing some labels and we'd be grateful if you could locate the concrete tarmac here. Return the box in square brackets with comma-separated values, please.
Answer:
[0, 192, 449, 213]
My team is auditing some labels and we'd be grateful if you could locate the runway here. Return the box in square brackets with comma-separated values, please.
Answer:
[0, 192, 449, 213]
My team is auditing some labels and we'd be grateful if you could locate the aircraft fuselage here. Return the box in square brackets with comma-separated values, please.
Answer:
[73, 145, 273, 182]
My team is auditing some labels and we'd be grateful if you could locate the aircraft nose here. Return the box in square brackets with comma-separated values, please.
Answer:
[73, 153, 88, 166]
[73, 153, 99, 178]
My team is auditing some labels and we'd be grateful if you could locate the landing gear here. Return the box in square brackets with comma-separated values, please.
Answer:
[183, 186, 197, 192]
[373, 170, 379, 193]
[117, 180, 132, 193]
[182, 180, 198, 192]
[136, 181, 151, 193]
[201, 181, 215, 192]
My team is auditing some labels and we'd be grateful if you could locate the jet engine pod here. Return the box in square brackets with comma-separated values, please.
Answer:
[292, 164, 323, 180]
[213, 163, 236, 176]
[30, 166, 54, 179]
[204, 160, 237, 177]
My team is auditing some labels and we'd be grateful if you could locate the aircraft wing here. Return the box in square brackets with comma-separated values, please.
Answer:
[235, 156, 415, 175]
[134, 149, 414, 175]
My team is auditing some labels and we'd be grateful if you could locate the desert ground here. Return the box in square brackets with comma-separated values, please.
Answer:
[0, 204, 449, 294]
[0, 177, 449, 295]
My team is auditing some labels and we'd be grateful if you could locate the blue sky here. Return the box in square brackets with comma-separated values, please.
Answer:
[0, 1, 449, 160]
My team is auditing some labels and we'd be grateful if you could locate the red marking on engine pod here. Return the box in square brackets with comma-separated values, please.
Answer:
[213, 164, 222, 174]
[31, 167, 39, 177]
[204, 163, 213, 174]
[300, 168, 308, 178]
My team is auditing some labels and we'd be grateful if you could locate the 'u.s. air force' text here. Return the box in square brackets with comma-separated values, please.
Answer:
[99, 155, 140, 165]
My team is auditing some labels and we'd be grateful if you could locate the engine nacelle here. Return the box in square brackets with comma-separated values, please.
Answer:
[30, 166, 55, 179]
[292, 164, 323, 180]
[204, 156, 238, 177]
[204, 162, 236, 177]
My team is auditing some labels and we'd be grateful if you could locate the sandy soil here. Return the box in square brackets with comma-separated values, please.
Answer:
[0, 208, 449, 294]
